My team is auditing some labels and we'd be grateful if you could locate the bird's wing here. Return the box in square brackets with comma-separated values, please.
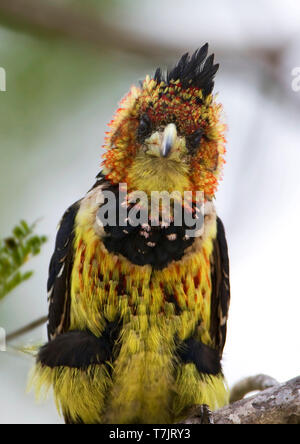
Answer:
[47, 201, 81, 340]
[210, 216, 231, 356]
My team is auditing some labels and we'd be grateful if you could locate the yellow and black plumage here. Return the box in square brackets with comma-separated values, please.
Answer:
[32, 43, 230, 424]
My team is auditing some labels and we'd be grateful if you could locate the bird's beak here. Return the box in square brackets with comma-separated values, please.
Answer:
[161, 123, 177, 157]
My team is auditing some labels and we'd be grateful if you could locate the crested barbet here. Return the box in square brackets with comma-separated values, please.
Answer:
[32, 43, 230, 424]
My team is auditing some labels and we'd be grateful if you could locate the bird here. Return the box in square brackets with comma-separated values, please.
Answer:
[32, 43, 230, 424]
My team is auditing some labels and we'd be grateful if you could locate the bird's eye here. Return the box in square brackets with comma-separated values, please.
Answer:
[187, 128, 204, 154]
[138, 114, 152, 141]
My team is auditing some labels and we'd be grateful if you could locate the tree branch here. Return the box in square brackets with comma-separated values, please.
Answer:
[213, 376, 300, 424]
[0, 0, 180, 60]
[181, 377, 300, 424]
[6, 315, 47, 342]
[0, 0, 287, 66]
[1, 0, 298, 112]
[229, 374, 279, 403]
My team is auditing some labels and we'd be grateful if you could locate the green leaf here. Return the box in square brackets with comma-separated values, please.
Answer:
[0, 220, 47, 301]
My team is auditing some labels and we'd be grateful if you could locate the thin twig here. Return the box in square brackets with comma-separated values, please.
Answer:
[6, 316, 47, 342]
[4, 344, 35, 360]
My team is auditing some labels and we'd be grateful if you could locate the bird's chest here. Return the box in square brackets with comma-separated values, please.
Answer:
[70, 224, 214, 344]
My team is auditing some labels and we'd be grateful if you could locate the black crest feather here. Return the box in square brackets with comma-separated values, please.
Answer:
[154, 43, 219, 96]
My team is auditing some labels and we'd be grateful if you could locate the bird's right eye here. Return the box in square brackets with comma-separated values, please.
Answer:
[138, 114, 152, 141]
[186, 128, 204, 154]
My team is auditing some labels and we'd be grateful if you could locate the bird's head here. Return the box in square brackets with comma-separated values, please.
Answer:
[102, 43, 226, 201]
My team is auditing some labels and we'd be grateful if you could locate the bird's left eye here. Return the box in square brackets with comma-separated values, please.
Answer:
[138, 114, 152, 141]
[187, 128, 204, 154]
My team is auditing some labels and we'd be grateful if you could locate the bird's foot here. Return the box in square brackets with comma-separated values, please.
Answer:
[179, 404, 214, 424]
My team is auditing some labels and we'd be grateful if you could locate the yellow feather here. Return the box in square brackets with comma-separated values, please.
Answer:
[31, 195, 229, 423]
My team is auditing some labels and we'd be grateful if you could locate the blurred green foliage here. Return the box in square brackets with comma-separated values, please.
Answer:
[0, 31, 110, 146]
[0, 220, 47, 300]
[0, 0, 133, 150]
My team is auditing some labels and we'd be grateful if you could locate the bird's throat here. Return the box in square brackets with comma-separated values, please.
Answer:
[127, 153, 190, 195]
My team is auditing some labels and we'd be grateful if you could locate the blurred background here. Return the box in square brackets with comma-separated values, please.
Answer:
[0, 0, 300, 424]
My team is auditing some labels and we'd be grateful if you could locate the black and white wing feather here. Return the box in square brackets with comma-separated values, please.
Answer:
[210, 217, 231, 356]
[47, 201, 80, 340]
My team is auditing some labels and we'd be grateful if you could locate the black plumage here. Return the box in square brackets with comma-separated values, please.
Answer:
[38, 320, 121, 370]
[209, 217, 230, 355]
[154, 43, 219, 96]
[100, 185, 202, 269]
[178, 337, 222, 376]
[47, 201, 80, 340]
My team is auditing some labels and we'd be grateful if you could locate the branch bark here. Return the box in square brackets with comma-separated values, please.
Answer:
[213, 376, 300, 424]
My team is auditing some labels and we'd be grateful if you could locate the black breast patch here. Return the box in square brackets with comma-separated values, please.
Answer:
[99, 186, 201, 269]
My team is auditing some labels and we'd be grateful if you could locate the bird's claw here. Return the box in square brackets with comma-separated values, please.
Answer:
[179, 404, 214, 424]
